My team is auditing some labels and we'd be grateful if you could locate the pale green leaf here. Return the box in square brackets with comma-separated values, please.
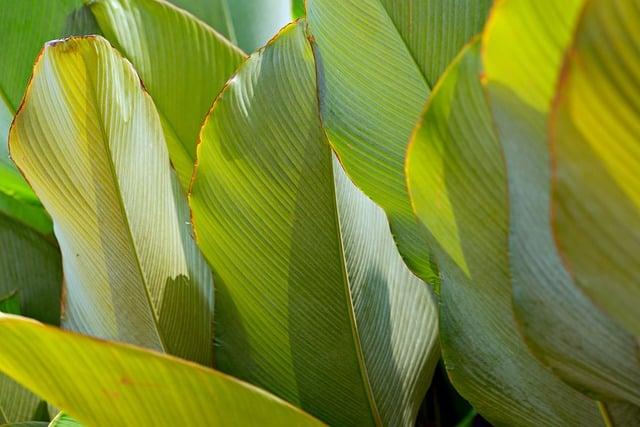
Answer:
[483, 0, 640, 404]
[9, 36, 214, 365]
[0, 314, 323, 427]
[551, 0, 640, 338]
[88, 0, 245, 189]
[0, 0, 99, 233]
[167, 0, 292, 53]
[190, 21, 438, 426]
[406, 40, 600, 425]
[305, 0, 491, 283]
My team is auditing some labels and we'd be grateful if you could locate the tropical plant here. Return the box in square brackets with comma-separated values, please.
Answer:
[0, 0, 638, 426]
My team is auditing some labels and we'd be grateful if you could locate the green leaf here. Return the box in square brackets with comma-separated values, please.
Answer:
[483, 0, 640, 404]
[305, 0, 491, 283]
[0, 314, 323, 426]
[0, 0, 99, 233]
[0, 293, 20, 316]
[9, 36, 214, 365]
[190, 21, 438, 426]
[551, 0, 640, 339]
[88, 0, 246, 189]
[167, 0, 293, 53]
[406, 40, 600, 425]
[48, 413, 81, 427]
[292, 0, 305, 19]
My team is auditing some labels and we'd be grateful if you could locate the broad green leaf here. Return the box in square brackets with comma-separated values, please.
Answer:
[551, 0, 640, 338]
[190, 21, 439, 426]
[167, 0, 293, 53]
[0, 314, 323, 427]
[483, 0, 640, 404]
[305, 0, 491, 283]
[292, 0, 305, 19]
[406, 40, 600, 425]
[9, 36, 214, 365]
[0, 292, 48, 425]
[0, 423, 47, 427]
[0, 0, 99, 233]
[48, 413, 80, 427]
[88, 0, 245, 189]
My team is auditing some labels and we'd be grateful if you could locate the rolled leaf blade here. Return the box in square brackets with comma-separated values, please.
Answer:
[190, 21, 439, 426]
[483, 0, 640, 404]
[551, 0, 640, 337]
[9, 36, 214, 365]
[406, 40, 599, 425]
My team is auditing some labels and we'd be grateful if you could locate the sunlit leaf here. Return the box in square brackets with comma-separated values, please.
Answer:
[0, 314, 323, 426]
[88, 0, 245, 189]
[551, 0, 640, 338]
[190, 21, 438, 426]
[0, 0, 99, 233]
[406, 39, 600, 425]
[305, 0, 491, 282]
[483, 0, 640, 404]
[9, 36, 214, 365]
[48, 412, 81, 427]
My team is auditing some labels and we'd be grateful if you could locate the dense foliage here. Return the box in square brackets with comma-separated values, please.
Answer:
[0, 0, 638, 426]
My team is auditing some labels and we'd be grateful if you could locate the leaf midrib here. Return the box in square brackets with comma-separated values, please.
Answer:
[85, 55, 167, 352]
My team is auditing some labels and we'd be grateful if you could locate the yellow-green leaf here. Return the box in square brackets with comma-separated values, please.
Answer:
[551, 0, 640, 337]
[190, 21, 439, 426]
[483, 0, 640, 404]
[0, 314, 323, 427]
[9, 36, 214, 365]
[88, 0, 245, 189]
[305, 0, 491, 282]
[406, 40, 600, 425]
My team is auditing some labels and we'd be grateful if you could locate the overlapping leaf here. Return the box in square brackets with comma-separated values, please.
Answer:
[551, 0, 640, 338]
[9, 36, 214, 365]
[87, 0, 246, 188]
[0, 0, 99, 233]
[167, 0, 292, 52]
[406, 40, 601, 425]
[483, 0, 640, 404]
[305, 0, 492, 283]
[190, 22, 438, 426]
[0, 314, 323, 426]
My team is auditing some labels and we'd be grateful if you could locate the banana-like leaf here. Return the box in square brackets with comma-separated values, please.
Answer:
[9, 36, 214, 365]
[0, 314, 323, 426]
[190, 21, 439, 426]
[167, 0, 292, 53]
[87, 0, 246, 189]
[551, 0, 640, 338]
[305, 0, 492, 282]
[483, 0, 640, 404]
[0, 292, 48, 425]
[0, 0, 99, 233]
[406, 40, 601, 425]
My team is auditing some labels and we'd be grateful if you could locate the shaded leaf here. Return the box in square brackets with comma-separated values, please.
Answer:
[0, 314, 323, 427]
[9, 36, 214, 365]
[0, 0, 99, 233]
[305, 0, 491, 282]
[406, 40, 600, 425]
[551, 0, 640, 338]
[483, 0, 640, 404]
[48, 413, 81, 427]
[190, 21, 438, 426]
[167, 0, 292, 52]
[88, 0, 245, 189]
